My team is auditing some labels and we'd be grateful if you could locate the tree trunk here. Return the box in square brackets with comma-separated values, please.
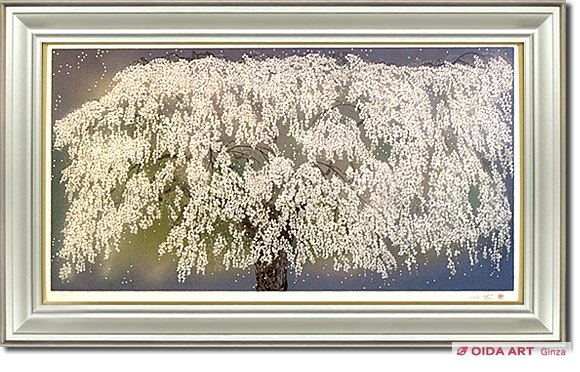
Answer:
[255, 250, 288, 291]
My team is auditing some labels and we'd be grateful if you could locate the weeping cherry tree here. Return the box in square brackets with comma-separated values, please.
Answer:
[54, 52, 514, 290]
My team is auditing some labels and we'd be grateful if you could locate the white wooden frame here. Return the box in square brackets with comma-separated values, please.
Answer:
[0, 1, 566, 346]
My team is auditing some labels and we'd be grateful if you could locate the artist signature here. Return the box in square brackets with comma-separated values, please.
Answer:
[470, 294, 505, 301]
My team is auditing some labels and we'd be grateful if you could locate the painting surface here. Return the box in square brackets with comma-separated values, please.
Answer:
[49, 46, 516, 292]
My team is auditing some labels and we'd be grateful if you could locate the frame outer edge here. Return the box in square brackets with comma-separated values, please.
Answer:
[559, 1, 566, 343]
[0, 1, 8, 346]
[0, 0, 570, 6]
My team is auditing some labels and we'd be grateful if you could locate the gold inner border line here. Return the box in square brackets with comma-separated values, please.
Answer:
[42, 42, 524, 305]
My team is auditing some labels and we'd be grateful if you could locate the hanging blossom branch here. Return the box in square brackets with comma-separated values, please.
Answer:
[54, 52, 514, 283]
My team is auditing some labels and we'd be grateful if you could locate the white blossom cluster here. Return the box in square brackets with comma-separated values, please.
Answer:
[54, 52, 514, 283]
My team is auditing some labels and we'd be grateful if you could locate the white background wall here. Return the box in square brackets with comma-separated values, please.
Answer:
[1, 2, 577, 371]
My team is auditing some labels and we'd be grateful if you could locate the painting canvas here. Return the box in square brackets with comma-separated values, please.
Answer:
[44, 45, 521, 302]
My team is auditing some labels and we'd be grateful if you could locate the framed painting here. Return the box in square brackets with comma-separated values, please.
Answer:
[0, 1, 566, 346]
